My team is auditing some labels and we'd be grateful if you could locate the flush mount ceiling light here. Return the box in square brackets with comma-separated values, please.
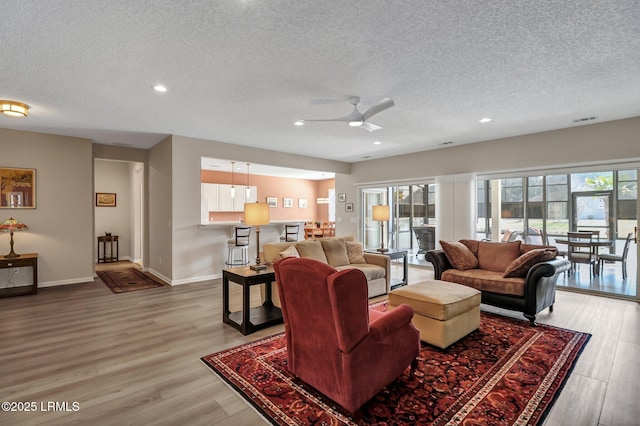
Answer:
[0, 100, 29, 118]
[373, 141, 382, 145]
[479, 117, 493, 123]
[152, 84, 167, 92]
[294, 120, 305, 126]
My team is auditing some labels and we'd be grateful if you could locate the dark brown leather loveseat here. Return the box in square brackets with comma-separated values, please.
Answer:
[426, 240, 571, 325]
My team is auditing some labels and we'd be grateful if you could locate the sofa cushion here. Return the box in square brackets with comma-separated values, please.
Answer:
[440, 240, 478, 270]
[320, 238, 350, 267]
[503, 248, 558, 278]
[335, 263, 385, 282]
[294, 240, 328, 263]
[279, 245, 300, 259]
[442, 269, 526, 297]
[263, 241, 298, 264]
[345, 241, 366, 264]
[477, 241, 521, 272]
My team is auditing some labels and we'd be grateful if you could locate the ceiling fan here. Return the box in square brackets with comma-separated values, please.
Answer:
[302, 96, 395, 132]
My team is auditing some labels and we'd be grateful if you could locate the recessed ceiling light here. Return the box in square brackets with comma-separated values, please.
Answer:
[153, 84, 167, 92]
[373, 141, 382, 145]
[294, 120, 305, 126]
[479, 117, 493, 123]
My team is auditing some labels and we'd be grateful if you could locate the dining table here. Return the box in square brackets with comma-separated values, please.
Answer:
[553, 236, 615, 276]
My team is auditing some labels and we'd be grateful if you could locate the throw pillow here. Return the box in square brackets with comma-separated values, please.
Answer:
[346, 241, 366, 264]
[503, 248, 557, 278]
[279, 245, 300, 259]
[459, 239, 480, 257]
[295, 240, 329, 264]
[477, 241, 521, 272]
[440, 240, 478, 270]
[320, 238, 350, 266]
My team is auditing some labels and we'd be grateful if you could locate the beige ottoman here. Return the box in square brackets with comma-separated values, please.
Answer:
[389, 279, 481, 349]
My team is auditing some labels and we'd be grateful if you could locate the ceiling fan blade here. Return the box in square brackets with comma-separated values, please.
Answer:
[363, 97, 395, 121]
[360, 122, 382, 132]
[303, 107, 362, 123]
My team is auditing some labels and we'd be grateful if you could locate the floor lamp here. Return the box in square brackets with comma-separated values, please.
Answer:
[372, 205, 390, 253]
[244, 202, 270, 271]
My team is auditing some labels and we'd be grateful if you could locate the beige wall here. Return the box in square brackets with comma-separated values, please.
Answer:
[0, 128, 94, 286]
[168, 135, 349, 284]
[148, 136, 173, 282]
[350, 117, 640, 185]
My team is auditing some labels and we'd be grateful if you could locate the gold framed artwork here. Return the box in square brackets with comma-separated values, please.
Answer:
[96, 192, 117, 207]
[0, 167, 36, 208]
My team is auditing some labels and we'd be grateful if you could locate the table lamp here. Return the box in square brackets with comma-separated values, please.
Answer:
[372, 205, 390, 253]
[0, 217, 29, 258]
[244, 202, 270, 270]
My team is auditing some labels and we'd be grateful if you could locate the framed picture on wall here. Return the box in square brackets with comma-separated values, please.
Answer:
[0, 167, 36, 208]
[338, 193, 346, 202]
[345, 202, 354, 212]
[96, 192, 117, 207]
[283, 197, 294, 208]
[266, 197, 277, 208]
[298, 198, 308, 208]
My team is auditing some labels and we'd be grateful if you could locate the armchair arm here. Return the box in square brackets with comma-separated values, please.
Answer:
[363, 252, 391, 292]
[369, 304, 414, 341]
[523, 258, 571, 317]
[425, 250, 453, 280]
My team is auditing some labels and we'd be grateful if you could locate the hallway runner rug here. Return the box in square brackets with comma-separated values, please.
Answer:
[202, 307, 590, 425]
[97, 268, 165, 293]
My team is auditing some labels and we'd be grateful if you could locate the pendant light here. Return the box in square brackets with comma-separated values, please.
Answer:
[245, 163, 251, 199]
[230, 161, 235, 199]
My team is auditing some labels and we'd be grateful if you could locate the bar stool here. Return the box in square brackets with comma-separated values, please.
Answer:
[227, 226, 251, 265]
[280, 224, 300, 242]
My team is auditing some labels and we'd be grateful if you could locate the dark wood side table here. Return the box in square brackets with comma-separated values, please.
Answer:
[97, 235, 119, 263]
[222, 266, 282, 335]
[0, 253, 38, 298]
[366, 249, 408, 290]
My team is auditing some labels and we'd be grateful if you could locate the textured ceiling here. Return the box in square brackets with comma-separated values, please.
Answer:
[2, 1, 640, 163]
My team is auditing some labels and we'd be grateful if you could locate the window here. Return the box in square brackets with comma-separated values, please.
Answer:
[501, 178, 524, 232]
[546, 175, 569, 236]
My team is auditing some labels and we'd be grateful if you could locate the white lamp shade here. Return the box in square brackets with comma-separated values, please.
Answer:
[244, 202, 270, 226]
[372, 205, 390, 221]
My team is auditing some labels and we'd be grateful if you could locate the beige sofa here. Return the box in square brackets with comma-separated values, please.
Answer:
[262, 236, 390, 305]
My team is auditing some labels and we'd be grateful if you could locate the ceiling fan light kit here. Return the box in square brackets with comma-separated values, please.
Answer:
[303, 96, 394, 132]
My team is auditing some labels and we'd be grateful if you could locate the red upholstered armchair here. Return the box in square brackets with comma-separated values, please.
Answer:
[273, 257, 420, 414]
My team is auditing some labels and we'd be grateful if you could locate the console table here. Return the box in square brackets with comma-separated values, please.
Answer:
[222, 266, 283, 335]
[97, 235, 119, 263]
[0, 253, 38, 298]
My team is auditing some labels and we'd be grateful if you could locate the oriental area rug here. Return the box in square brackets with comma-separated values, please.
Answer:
[97, 268, 165, 293]
[202, 306, 590, 425]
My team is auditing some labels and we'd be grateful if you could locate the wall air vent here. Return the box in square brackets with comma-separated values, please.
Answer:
[572, 116, 597, 123]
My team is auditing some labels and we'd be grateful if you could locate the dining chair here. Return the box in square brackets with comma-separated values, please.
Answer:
[226, 226, 251, 265]
[598, 232, 633, 280]
[322, 221, 335, 237]
[280, 224, 300, 242]
[567, 231, 597, 277]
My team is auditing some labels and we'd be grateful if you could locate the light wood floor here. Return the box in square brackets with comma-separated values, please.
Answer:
[0, 264, 638, 426]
